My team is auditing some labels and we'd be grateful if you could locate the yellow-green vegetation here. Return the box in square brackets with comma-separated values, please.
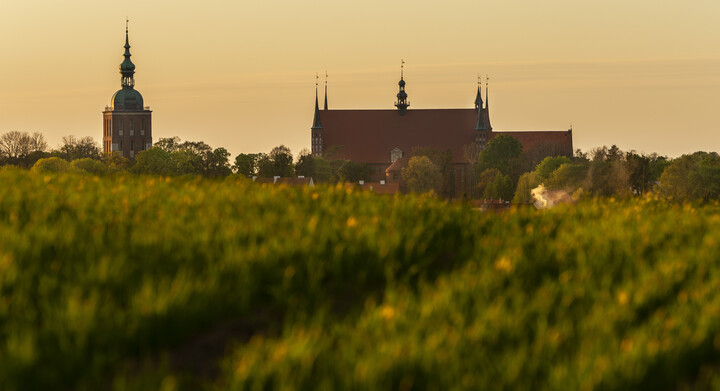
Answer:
[1, 169, 720, 390]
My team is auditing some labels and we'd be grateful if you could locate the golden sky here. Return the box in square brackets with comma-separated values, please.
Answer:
[0, 0, 718, 158]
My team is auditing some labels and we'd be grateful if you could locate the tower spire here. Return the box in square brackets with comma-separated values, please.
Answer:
[324, 71, 328, 110]
[120, 19, 135, 89]
[394, 59, 409, 115]
[474, 73, 484, 110]
[485, 75, 492, 130]
[312, 73, 323, 129]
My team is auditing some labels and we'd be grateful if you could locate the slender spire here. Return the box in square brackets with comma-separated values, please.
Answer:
[312, 73, 323, 129]
[120, 19, 135, 89]
[474, 73, 483, 110]
[324, 71, 328, 110]
[485, 74, 492, 130]
[394, 59, 409, 115]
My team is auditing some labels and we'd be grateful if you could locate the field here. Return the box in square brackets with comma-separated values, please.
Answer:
[1, 169, 720, 390]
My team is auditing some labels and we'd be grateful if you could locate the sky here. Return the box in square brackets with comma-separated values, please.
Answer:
[0, 0, 718, 159]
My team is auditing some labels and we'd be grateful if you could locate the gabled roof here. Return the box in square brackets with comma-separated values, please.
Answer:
[318, 109, 478, 164]
[385, 156, 408, 172]
[317, 109, 573, 164]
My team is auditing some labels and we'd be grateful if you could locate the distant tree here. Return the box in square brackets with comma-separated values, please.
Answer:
[475, 168, 513, 200]
[658, 152, 720, 202]
[234, 153, 259, 177]
[586, 146, 630, 197]
[412, 147, 454, 197]
[338, 160, 372, 183]
[31, 157, 70, 173]
[513, 172, 541, 203]
[132, 147, 176, 176]
[172, 149, 203, 175]
[257, 146, 294, 178]
[401, 156, 443, 194]
[269, 145, 294, 177]
[0, 131, 48, 167]
[102, 152, 131, 173]
[71, 158, 107, 175]
[154, 137, 182, 153]
[547, 162, 590, 191]
[205, 147, 232, 178]
[58, 136, 101, 161]
[476, 135, 523, 176]
[535, 156, 572, 182]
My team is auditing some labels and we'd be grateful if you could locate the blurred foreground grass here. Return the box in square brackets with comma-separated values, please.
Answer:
[1, 169, 719, 390]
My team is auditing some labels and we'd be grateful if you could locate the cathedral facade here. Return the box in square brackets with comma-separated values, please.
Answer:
[310, 67, 573, 196]
[102, 25, 152, 159]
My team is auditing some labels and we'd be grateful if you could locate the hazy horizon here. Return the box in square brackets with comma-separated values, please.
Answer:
[1, 0, 718, 159]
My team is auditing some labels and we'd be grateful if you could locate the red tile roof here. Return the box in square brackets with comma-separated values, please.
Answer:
[317, 109, 572, 164]
[319, 109, 477, 164]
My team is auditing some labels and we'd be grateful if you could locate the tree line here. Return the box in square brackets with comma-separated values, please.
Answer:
[2, 130, 718, 202]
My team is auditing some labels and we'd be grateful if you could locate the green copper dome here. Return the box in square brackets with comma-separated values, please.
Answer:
[111, 88, 144, 111]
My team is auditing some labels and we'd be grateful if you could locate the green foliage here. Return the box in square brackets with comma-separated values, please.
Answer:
[547, 162, 589, 191]
[57, 135, 101, 161]
[659, 152, 720, 202]
[30, 157, 70, 173]
[294, 154, 336, 183]
[102, 152, 131, 173]
[513, 171, 540, 203]
[233, 153, 259, 177]
[337, 160, 371, 183]
[4, 171, 720, 390]
[476, 134, 523, 176]
[535, 156, 572, 182]
[132, 147, 176, 176]
[401, 156, 443, 194]
[70, 158, 108, 175]
[257, 145, 294, 178]
[475, 168, 513, 200]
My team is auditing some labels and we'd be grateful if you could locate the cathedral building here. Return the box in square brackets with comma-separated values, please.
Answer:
[310, 66, 573, 196]
[102, 24, 152, 159]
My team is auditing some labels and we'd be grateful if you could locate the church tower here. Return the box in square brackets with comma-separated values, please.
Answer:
[102, 22, 152, 159]
[394, 60, 410, 115]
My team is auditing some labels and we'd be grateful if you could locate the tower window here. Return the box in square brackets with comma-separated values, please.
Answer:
[119, 119, 123, 131]
[129, 120, 134, 136]
[131, 140, 134, 151]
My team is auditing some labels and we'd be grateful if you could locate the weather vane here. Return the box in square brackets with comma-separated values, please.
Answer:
[315, 72, 319, 87]
[325, 71, 328, 85]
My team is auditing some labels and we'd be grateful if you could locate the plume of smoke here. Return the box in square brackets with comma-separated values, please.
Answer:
[531, 184, 574, 209]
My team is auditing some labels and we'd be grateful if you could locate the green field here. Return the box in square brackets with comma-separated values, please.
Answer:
[1, 169, 720, 390]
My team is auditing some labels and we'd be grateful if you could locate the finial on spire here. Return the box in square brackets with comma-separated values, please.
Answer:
[126, 17, 129, 33]
[323, 71, 328, 111]
[401, 59, 405, 79]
